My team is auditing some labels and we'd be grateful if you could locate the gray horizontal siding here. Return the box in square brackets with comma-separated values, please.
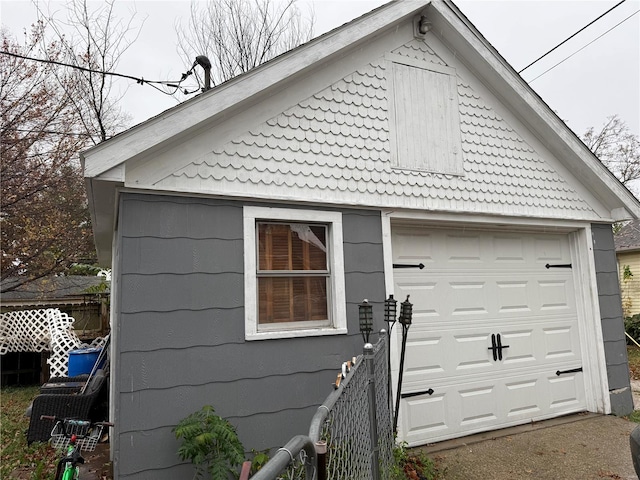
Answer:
[118, 310, 245, 352]
[118, 340, 357, 391]
[117, 407, 319, 479]
[121, 197, 243, 239]
[119, 273, 244, 312]
[114, 193, 385, 479]
[121, 237, 244, 274]
[118, 372, 336, 432]
[591, 223, 632, 415]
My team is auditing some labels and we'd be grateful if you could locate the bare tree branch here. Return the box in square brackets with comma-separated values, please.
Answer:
[1, 1, 144, 292]
[583, 115, 640, 192]
[175, 0, 314, 90]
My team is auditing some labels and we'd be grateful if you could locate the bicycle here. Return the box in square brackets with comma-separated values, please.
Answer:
[40, 415, 113, 480]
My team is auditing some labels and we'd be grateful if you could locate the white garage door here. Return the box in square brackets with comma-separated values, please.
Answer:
[392, 226, 586, 446]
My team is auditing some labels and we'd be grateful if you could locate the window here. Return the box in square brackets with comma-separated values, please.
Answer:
[244, 206, 347, 340]
[387, 53, 463, 175]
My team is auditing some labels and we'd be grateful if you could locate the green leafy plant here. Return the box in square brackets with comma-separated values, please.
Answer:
[622, 265, 634, 318]
[390, 441, 440, 480]
[250, 449, 270, 474]
[174, 405, 245, 480]
[625, 314, 640, 344]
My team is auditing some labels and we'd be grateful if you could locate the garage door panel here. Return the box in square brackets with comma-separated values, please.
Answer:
[402, 368, 585, 445]
[497, 280, 532, 313]
[403, 333, 446, 380]
[504, 378, 542, 418]
[394, 228, 573, 271]
[543, 325, 580, 360]
[393, 230, 435, 266]
[445, 233, 483, 264]
[499, 329, 536, 365]
[454, 333, 495, 371]
[458, 385, 499, 426]
[538, 279, 573, 311]
[450, 281, 489, 316]
[402, 391, 450, 443]
[394, 280, 440, 318]
[397, 274, 576, 321]
[548, 372, 584, 410]
[403, 320, 581, 387]
[534, 236, 570, 264]
[392, 226, 586, 445]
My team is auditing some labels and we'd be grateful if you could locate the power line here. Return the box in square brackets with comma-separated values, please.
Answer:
[3, 127, 95, 138]
[0, 50, 200, 96]
[528, 9, 640, 83]
[518, 0, 627, 74]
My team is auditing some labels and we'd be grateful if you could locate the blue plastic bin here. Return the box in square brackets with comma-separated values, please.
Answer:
[67, 347, 102, 376]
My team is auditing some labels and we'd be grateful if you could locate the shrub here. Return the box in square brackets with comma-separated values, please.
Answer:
[174, 405, 245, 480]
[390, 441, 440, 480]
[625, 314, 640, 344]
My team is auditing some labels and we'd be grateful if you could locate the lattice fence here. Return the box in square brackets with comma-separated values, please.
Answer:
[0, 308, 105, 377]
[0, 309, 51, 355]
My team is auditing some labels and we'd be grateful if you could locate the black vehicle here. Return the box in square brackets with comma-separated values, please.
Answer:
[630, 424, 640, 476]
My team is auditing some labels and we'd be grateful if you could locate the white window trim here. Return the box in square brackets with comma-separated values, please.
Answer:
[244, 206, 347, 341]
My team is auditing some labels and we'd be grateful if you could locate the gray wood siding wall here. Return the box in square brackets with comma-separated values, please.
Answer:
[114, 193, 385, 479]
[592, 223, 633, 415]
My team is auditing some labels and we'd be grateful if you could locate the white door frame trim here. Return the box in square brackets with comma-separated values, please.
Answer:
[381, 210, 610, 442]
[570, 226, 610, 413]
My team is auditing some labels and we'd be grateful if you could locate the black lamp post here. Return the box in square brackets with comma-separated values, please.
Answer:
[359, 299, 373, 344]
[394, 295, 413, 434]
[384, 295, 397, 417]
[384, 294, 397, 330]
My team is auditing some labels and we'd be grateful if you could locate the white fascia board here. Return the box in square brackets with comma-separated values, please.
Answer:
[82, 0, 430, 179]
[429, 0, 640, 220]
[86, 177, 121, 267]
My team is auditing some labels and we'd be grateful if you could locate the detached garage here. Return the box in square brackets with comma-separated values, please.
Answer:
[82, 1, 639, 478]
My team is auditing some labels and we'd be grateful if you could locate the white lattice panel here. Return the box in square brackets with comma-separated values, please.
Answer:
[47, 310, 83, 378]
[0, 309, 51, 355]
[0, 308, 106, 378]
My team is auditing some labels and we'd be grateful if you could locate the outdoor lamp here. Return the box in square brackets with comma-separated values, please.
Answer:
[399, 295, 413, 325]
[384, 294, 397, 327]
[359, 299, 373, 343]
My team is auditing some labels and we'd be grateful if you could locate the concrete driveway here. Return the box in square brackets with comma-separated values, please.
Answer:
[419, 413, 637, 480]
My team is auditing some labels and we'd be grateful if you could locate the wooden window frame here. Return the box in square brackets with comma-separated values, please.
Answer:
[244, 206, 347, 341]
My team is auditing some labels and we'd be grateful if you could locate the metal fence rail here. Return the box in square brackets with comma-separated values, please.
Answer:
[252, 334, 392, 480]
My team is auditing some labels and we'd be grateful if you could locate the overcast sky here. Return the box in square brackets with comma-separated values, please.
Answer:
[2, 0, 639, 138]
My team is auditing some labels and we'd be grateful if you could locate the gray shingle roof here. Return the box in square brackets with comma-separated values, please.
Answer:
[1, 275, 109, 303]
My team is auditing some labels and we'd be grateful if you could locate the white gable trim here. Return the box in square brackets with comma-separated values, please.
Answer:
[429, 0, 640, 219]
[82, 1, 431, 179]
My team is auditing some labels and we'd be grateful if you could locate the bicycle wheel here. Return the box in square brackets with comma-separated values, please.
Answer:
[60, 465, 78, 480]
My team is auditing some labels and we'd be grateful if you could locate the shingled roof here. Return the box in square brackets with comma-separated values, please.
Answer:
[615, 220, 640, 251]
[1, 275, 109, 305]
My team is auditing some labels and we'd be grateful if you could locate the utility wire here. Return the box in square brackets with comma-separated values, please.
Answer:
[3, 127, 95, 138]
[0, 50, 199, 95]
[518, 0, 627, 74]
[528, 9, 640, 83]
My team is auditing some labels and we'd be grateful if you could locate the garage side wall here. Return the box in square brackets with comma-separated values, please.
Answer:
[592, 223, 633, 415]
[113, 193, 386, 479]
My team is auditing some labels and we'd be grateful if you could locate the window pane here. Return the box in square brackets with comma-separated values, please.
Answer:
[258, 223, 327, 271]
[258, 276, 328, 324]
